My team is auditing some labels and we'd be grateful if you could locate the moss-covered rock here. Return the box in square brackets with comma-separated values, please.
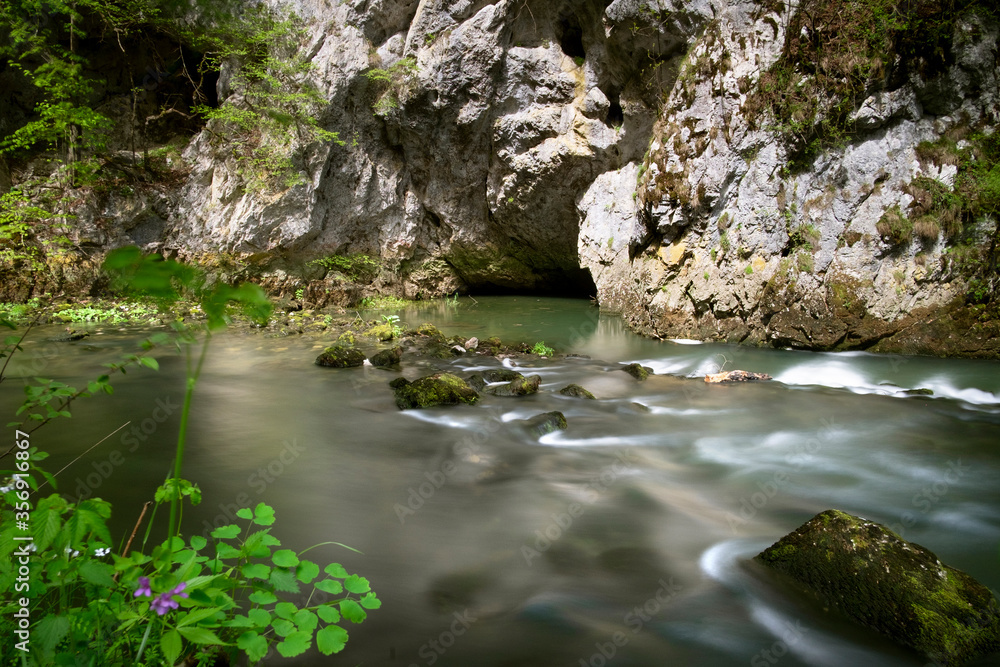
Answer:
[466, 374, 487, 391]
[483, 374, 541, 397]
[337, 330, 357, 346]
[621, 363, 653, 381]
[369, 346, 403, 368]
[482, 369, 524, 383]
[388, 377, 410, 390]
[393, 373, 480, 410]
[755, 509, 1000, 666]
[558, 384, 596, 399]
[417, 322, 443, 337]
[515, 411, 568, 437]
[315, 345, 367, 368]
[365, 323, 395, 341]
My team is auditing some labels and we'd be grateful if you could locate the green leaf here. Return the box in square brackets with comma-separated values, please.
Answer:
[237, 631, 268, 662]
[252, 502, 276, 526]
[315, 579, 343, 595]
[360, 592, 382, 610]
[190, 535, 207, 551]
[177, 607, 224, 628]
[236, 508, 253, 520]
[35, 615, 70, 655]
[248, 607, 271, 627]
[249, 590, 277, 605]
[78, 560, 115, 588]
[241, 563, 270, 579]
[161, 629, 182, 665]
[211, 524, 241, 539]
[215, 542, 241, 559]
[316, 624, 348, 655]
[324, 563, 348, 578]
[224, 614, 254, 628]
[296, 560, 319, 584]
[269, 567, 300, 593]
[276, 630, 312, 658]
[343, 574, 370, 594]
[272, 618, 295, 637]
[274, 601, 298, 620]
[32, 505, 62, 552]
[340, 599, 366, 624]
[177, 626, 225, 645]
[272, 549, 299, 568]
[317, 604, 340, 623]
[139, 356, 159, 370]
[293, 608, 318, 633]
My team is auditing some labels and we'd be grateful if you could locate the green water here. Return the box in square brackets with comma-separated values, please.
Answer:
[3, 296, 999, 666]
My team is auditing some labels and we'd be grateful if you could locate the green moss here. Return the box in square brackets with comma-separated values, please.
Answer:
[365, 323, 395, 341]
[315, 345, 366, 368]
[756, 509, 1000, 665]
[417, 322, 443, 337]
[393, 373, 480, 410]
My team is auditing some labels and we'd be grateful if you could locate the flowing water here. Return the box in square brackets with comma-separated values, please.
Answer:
[4, 296, 1000, 666]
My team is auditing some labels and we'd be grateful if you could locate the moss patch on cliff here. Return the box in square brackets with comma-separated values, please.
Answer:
[745, 0, 998, 172]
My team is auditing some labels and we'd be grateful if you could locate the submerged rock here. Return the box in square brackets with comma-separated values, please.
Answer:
[755, 509, 1000, 666]
[621, 363, 653, 381]
[704, 370, 772, 383]
[388, 377, 410, 389]
[368, 346, 402, 368]
[394, 373, 480, 410]
[315, 345, 366, 368]
[482, 368, 524, 383]
[515, 411, 568, 437]
[558, 384, 596, 399]
[466, 374, 487, 392]
[483, 374, 541, 397]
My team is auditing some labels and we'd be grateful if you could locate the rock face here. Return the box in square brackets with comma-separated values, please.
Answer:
[756, 509, 1000, 666]
[49, 0, 999, 356]
[393, 372, 480, 409]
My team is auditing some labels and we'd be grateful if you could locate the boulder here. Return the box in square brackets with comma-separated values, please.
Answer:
[466, 374, 487, 391]
[315, 345, 366, 368]
[515, 411, 568, 437]
[416, 323, 443, 338]
[388, 377, 410, 389]
[365, 323, 394, 341]
[621, 363, 653, 381]
[558, 384, 596, 399]
[482, 368, 524, 383]
[704, 370, 772, 383]
[755, 509, 1000, 666]
[393, 373, 480, 410]
[483, 374, 541, 397]
[368, 346, 402, 368]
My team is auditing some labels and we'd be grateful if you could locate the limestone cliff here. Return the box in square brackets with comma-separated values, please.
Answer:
[9, 0, 999, 355]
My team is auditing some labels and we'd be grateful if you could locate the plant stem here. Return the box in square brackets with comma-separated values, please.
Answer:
[167, 331, 211, 540]
[135, 619, 154, 663]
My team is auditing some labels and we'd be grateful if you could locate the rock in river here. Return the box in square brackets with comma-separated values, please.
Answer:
[315, 345, 366, 368]
[483, 374, 541, 397]
[755, 509, 1000, 666]
[558, 384, 596, 399]
[368, 346, 403, 368]
[515, 411, 568, 437]
[621, 363, 653, 381]
[704, 370, 772, 383]
[394, 373, 480, 410]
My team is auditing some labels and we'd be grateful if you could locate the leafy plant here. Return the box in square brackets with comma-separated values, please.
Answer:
[364, 57, 418, 116]
[381, 314, 403, 339]
[531, 341, 555, 356]
[0, 247, 379, 665]
[309, 254, 380, 283]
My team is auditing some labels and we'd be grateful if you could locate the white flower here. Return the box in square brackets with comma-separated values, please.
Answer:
[0, 485, 13, 494]
[64, 547, 80, 558]
[94, 547, 110, 557]
[26, 543, 36, 552]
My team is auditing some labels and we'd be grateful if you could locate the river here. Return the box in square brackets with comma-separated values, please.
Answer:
[4, 296, 1000, 666]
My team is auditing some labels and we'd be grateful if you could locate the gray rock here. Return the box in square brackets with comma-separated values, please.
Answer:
[558, 384, 596, 399]
[514, 411, 568, 437]
[369, 346, 403, 368]
[483, 374, 541, 397]
[482, 369, 524, 383]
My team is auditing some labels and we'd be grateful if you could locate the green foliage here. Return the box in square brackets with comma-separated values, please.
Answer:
[0, 248, 377, 665]
[787, 223, 820, 253]
[309, 253, 380, 283]
[531, 341, 555, 356]
[380, 314, 404, 339]
[359, 294, 411, 310]
[191, 7, 341, 191]
[877, 205, 913, 246]
[365, 57, 418, 116]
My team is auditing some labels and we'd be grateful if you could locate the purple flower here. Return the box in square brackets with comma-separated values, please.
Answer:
[149, 581, 189, 616]
[134, 576, 152, 598]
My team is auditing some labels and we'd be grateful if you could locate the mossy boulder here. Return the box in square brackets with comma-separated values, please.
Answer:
[315, 345, 367, 368]
[467, 374, 487, 391]
[483, 374, 541, 397]
[388, 377, 410, 389]
[416, 322, 443, 337]
[482, 369, 524, 383]
[369, 346, 403, 368]
[337, 330, 357, 346]
[621, 363, 653, 380]
[755, 509, 1000, 666]
[393, 373, 480, 410]
[558, 384, 596, 399]
[365, 323, 395, 341]
[515, 411, 568, 437]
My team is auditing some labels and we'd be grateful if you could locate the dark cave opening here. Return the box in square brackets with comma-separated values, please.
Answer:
[557, 16, 586, 60]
